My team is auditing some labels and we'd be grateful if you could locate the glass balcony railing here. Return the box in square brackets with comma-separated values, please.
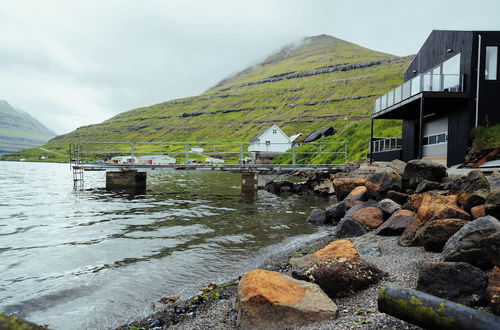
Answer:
[371, 137, 402, 153]
[373, 73, 463, 113]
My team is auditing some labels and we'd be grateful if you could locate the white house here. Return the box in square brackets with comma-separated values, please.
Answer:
[205, 156, 224, 164]
[137, 155, 176, 165]
[248, 125, 291, 161]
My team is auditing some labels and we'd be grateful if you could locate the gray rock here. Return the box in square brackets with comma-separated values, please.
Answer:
[415, 180, 441, 193]
[344, 199, 378, 218]
[386, 190, 409, 205]
[402, 159, 447, 190]
[375, 209, 415, 236]
[486, 189, 500, 206]
[335, 218, 367, 238]
[461, 170, 490, 193]
[306, 209, 328, 225]
[463, 189, 489, 213]
[480, 231, 500, 267]
[416, 262, 488, 306]
[388, 159, 406, 176]
[441, 175, 466, 192]
[378, 198, 401, 217]
[325, 202, 347, 222]
[442, 215, 500, 269]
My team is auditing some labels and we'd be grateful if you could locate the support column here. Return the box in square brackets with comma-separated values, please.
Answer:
[418, 98, 424, 159]
[106, 170, 147, 190]
[369, 118, 374, 164]
[241, 171, 258, 202]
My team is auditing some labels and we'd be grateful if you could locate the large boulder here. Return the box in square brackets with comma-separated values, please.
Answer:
[399, 193, 472, 246]
[349, 207, 384, 229]
[487, 267, 500, 315]
[313, 179, 335, 195]
[344, 199, 378, 218]
[265, 181, 295, 194]
[480, 231, 500, 267]
[486, 189, 500, 205]
[306, 209, 328, 225]
[335, 218, 367, 238]
[375, 209, 415, 236]
[442, 215, 500, 269]
[416, 262, 488, 306]
[365, 168, 402, 200]
[343, 186, 367, 208]
[418, 219, 469, 252]
[386, 190, 409, 205]
[402, 193, 424, 212]
[401, 159, 447, 190]
[291, 240, 383, 298]
[388, 159, 406, 176]
[414, 180, 441, 194]
[441, 175, 466, 192]
[325, 202, 347, 223]
[332, 178, 366, 201]
[378, 198, 401, 217]
[237, 269, 338, 329]
[462, 189, 489, 213]
[461, 170, 490, 193]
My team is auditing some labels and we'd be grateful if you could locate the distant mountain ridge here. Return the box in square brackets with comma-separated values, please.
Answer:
[0, 100, 56, 153]
[4, 34, 412, 161]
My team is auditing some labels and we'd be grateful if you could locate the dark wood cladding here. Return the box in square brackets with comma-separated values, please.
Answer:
[401, 119, 418, 161]
[474, 31, 500, 125]
[447, 105, 469, 166]
[372, 149, 402, 162]
[405, 30, 473, 93]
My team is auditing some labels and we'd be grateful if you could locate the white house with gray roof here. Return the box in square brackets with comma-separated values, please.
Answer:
[248, 124, 291, 157]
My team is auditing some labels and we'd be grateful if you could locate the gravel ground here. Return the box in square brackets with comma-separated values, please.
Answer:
[120, 233, 442, 330]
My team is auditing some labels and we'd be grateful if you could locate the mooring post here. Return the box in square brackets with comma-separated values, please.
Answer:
[292, 145, 296, 165]
[185, 144, 190, 165]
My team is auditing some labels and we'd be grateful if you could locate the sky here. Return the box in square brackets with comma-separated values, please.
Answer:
[1, 0, 499, 134]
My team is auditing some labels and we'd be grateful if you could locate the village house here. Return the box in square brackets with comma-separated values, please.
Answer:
[370, 30, 500, 166]
[248, 124, 291, 162]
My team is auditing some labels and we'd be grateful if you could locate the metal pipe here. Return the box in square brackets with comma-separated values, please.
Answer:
[476, 34, 482, 127]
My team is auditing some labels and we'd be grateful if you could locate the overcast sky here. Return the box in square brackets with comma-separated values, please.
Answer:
[1, 0, 499, 134]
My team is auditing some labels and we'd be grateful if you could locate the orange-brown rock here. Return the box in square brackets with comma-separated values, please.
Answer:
[237, 269, 338, 329]
[350, 206, 384, 229]
[311, 240, 359, 261]
[400, 193, 472, 246]
[457, 192, 471, 206]
[343, 186, 368, 208]
[332, 178, 366, 201]
[471, 205, 487, 218]
[487, 267, 500, 315]
[403, 194, 424, 212]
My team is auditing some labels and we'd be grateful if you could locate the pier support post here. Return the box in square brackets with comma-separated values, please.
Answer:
[106, 170, 147, 190]
[241, 171, 258, 202]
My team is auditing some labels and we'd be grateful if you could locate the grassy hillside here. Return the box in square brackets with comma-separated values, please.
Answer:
[3, 35, 412, 162]
[0, 100, 56, 154]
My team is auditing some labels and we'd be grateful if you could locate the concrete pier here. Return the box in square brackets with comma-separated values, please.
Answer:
[106, 170, 147, 190]
[241, 171, 258, 192]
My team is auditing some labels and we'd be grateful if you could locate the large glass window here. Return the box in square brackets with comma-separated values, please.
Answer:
[486, 46, 498, 80]
[442, 53, 461, 74]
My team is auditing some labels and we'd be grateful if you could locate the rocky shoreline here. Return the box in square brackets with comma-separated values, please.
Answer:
[115, 159, 500, 330]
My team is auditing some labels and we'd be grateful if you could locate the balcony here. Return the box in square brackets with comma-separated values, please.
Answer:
[374, 73, 464, 114]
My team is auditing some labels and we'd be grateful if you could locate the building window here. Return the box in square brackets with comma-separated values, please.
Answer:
[272, 129, 277, 134]
[423, 132, 448, 146]
[486, 46, 498, 80]
[265, 141, 271, 146]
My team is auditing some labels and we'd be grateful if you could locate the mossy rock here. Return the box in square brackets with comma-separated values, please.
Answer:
[0, 312, 48, 330]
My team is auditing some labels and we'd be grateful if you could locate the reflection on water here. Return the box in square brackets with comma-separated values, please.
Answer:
[0, 162, 334, 329]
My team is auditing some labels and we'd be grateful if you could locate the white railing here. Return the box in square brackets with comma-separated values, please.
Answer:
[371, 137, 402, 153]
[374, 73, 463, 113]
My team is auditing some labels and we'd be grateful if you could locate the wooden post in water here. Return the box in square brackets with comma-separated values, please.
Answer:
[241, 171, 258, 202]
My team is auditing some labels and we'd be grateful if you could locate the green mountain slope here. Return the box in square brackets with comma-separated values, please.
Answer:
[3, 35, 412, 162]
[0, 100, 56, 154]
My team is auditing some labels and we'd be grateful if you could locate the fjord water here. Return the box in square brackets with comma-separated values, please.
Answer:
[0, 161, 332, 329]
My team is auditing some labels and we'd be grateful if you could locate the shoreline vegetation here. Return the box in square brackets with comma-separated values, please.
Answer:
[115, 159, 500, 330]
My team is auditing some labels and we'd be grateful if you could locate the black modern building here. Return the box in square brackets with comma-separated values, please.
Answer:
[370, 30, 500, 166]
